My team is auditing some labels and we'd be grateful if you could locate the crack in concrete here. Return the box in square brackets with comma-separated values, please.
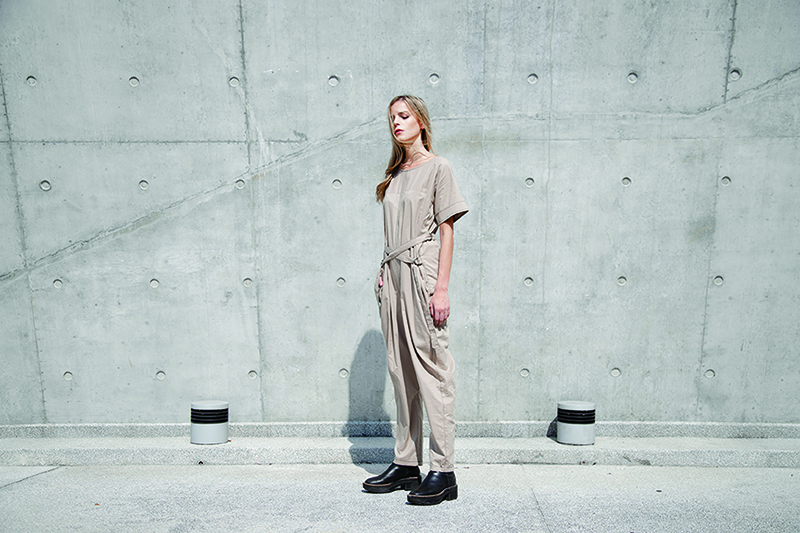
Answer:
[9, 174, 243, 276]
[0, 118, 382, 282]
[2, 51, 797, 282]
[248, 118, 382, 176]
[691, 65, 800, 118]
[724, 65, 800, 104]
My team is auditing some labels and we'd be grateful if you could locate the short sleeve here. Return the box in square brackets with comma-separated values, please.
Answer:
[434, 160, 469, 226]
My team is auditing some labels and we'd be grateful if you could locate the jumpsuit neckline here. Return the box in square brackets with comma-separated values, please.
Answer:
[399, 156, 438, 172]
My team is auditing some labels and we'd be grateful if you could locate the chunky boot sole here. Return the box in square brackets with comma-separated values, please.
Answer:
[407, 484, 458, 505]
[363, 476, 422, 494]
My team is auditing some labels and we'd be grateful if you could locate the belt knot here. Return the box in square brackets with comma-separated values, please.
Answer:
[381, 233, 434, 267]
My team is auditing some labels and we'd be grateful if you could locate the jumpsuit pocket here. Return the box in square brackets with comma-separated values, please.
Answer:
[418, 240, 439, 299]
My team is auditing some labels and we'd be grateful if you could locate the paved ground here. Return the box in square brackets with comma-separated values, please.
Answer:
[2, 463, 798, 532]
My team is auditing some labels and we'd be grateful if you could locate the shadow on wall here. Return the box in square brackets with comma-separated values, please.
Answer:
[347, 329, 393, 468]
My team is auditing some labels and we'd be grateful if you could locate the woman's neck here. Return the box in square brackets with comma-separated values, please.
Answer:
[401, 142, 433, 169]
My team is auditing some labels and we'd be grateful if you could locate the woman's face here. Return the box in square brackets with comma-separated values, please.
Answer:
[390, 100, 423, 144]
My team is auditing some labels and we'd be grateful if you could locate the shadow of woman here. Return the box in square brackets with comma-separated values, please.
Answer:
[346, 329, 393, 471]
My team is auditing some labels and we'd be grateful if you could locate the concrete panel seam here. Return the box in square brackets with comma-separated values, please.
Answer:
[235, 0, 264, 422]
[479, 2, 489, 113]
[0, 62, 48, 423]
[723, 0, 739, 103]
[6, 140, 248, 146]
[540, 0, 557, 342]
[696, 141, 723, 418]
[236, 0, 253, 170]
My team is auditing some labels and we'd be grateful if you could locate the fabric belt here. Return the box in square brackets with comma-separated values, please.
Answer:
[381, 233, 434, 267]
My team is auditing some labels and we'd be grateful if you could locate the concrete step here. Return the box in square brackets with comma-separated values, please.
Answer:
[1, 436, 798, 468]
[3, 421, 800, 439]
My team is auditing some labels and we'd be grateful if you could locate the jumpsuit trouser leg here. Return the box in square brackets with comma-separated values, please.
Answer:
[380, 254, 456, 472]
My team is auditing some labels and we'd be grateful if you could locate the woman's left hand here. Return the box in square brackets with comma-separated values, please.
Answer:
[429, 287, 450, 327]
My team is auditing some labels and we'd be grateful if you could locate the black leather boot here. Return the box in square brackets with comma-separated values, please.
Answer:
[407, 470, 458, 505]
[363, 463, 422, 493]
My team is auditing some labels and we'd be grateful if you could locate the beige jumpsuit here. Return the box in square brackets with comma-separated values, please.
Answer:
[375, 157, 468, 472]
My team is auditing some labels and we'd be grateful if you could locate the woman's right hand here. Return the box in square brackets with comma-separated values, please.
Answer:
[374, 269, 384, 305]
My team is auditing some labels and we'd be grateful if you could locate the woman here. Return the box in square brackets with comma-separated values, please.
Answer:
[363, 95, 468, 506]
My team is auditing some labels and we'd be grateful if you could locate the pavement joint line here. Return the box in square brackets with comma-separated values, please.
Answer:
[0, 465, 60, 489]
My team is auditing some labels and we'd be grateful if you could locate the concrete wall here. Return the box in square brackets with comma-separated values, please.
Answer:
[1, 0, 799, 425]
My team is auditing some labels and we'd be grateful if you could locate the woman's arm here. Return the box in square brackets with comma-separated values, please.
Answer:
[429, 218, 454, 327]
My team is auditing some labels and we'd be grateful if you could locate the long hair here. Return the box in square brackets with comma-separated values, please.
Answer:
[376, 95, 433, 202]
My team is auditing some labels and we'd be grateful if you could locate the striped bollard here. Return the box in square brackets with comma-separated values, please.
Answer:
[556, 401, 595, 445]
[190, 400, 229, 445]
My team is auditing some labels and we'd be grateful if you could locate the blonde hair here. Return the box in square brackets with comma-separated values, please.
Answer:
[376, 95, 433, 202]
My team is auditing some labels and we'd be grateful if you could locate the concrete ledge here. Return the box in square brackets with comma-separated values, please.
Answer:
[0, 436, 798, 468]
[2, 421, 800, 439]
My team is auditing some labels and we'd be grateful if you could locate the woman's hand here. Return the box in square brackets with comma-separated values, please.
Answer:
[379, 275, 383, 288]
[429, 287, 450, 327]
